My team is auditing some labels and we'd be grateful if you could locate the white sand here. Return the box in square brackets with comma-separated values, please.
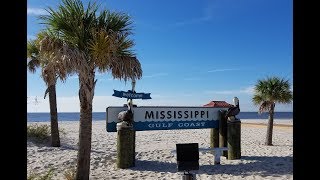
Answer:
[27, 119, 293, 179]
[241, 119, 293, 126]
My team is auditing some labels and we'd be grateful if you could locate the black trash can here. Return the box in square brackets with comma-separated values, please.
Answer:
[176, 143, 199, 172]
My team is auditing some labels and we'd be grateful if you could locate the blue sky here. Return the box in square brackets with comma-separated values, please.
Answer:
[27, 0, 293, 112]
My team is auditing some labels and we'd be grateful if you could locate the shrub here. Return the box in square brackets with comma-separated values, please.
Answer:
[27, 124, 67, 143]
[27, 124, 50, 143]
[59, 127, 67, 137]
[63, 167, 76, 180]
[27, 169, 53, 180]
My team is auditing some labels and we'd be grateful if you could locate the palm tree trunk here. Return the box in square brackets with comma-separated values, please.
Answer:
[76, 72, 95, 180]
[265, 103, 275, 145]
[48, 84, 60, 147]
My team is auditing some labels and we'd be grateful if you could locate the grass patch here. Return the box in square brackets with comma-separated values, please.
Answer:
[63, 167, 76, 180]
[27, 124, 50, 143]
[27, 169, 54, 180]
[59, 127, 67, 137]
[27, 124, 67, 144]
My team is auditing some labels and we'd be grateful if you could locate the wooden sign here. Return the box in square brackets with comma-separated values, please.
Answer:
[112, 90, 151, 99]
[106, 106, 229, 132]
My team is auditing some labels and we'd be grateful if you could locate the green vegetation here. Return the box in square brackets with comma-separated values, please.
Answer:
[27, 124, 51, 143]
[36, 0, 142, 178]
[63, 167, 76, 180]
[27, 124, 67, 143]
[252, 76, 293, 145]
[27, 167, 76, 180]
[59, 127, 67, 137]
[27, 169, 54, 180]
[28, 38, 62, 147]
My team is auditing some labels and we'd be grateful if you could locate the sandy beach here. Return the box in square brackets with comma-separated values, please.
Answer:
[27, 119, 293, 179]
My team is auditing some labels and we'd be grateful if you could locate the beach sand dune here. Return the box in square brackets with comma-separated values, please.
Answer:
[27, 120, 293, 179]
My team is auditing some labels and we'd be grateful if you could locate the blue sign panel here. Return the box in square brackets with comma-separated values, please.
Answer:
[106, 106, 228, 132]
[112, 90, 151, 99]
[107, 120, 218, 132]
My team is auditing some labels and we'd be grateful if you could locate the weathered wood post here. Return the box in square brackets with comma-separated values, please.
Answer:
[116, 107, 135, 169]
[225, 97, 241, 160]
[227, 120, 241, 159]
[117, 125, 135, 168]
[132, 129, 136, 166]
[109, 80, 154, 169]
[117, 104, 137, 167]
[210, 128, 219, 148]
[219, 110, 228, 158]
[116, 80, 137, 168]
[131, 80, 136, 166]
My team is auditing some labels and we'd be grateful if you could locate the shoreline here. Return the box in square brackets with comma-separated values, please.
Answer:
[28, 119, 293, 127]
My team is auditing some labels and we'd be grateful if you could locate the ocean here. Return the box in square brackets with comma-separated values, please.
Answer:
[27, 112, 293, 122]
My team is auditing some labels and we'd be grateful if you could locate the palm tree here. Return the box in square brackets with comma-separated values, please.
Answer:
[252, 76, 292, 146]
[27, 34, 65, 147]
[38, 0, 142, 179]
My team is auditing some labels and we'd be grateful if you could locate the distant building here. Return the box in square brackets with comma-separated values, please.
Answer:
[203, 101, 233, 108]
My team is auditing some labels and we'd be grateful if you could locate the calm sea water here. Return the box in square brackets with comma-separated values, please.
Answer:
[27, 112, 293, 122]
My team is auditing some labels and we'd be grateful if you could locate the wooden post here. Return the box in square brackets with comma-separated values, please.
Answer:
[117, 127, 135, 168]
[227, 120, 241, 159]
[210, 128, 219, 148]
[219, 110, 228, 158]
[117, 76, 136, 169]
[118, 106, 136, 167]
[182, 173, 196, 180]
[130, 80, 136, 166]
[132, 130, 136, 166]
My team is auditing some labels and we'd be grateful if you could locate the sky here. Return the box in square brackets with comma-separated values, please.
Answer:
[27, 0, 293, 112]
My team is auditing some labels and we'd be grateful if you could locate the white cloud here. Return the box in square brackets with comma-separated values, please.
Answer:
[27, 95, 205, 112]
[174, 16, 211, 27]
[27, 93, 293, 113]
[173, 1, 214, 27]
[149, 94, 169, 98]
[204, 86, 254, 95]
[143, 73, 168, 78]
[27, 8, 49, 16]
[184, 77, 201, 81]
[28, 96, 119, 112]
[207, 68, 240, 73]
[205, 85, 290, 96]
[242, 86, 254, 94]
[204, 90, 234, 95]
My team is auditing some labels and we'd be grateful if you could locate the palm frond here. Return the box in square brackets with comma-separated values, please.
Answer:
[38, 31, 81, 84]
[97, 10, 133, 34]
[114, 32, 135, 56]
[252, 76, 292, 113]
[39, 0, 98, 51]
[108, 56, 142, 82]
[89, 29, 117, 69]
[27, 40, 41, 73]
[252, 94, 264, 105]
[27, 58, 41, 73]
[41, 63, 57, 86]
[258, 101, 273, 114]
[38, 0, 142, 94]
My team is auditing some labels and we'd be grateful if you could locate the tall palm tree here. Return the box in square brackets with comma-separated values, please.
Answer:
[38, 0, 142, 179]
[252, 76, 292, 146]
[27, 34, 65, 147]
